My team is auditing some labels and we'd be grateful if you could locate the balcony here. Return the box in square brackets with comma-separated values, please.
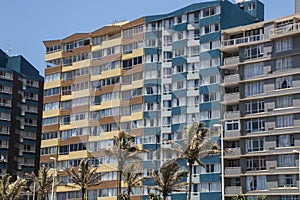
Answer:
[224, 74, 240, 84]
[225, 147, 241, 157]
[222, 35, 264, 47]
[224, 111, 240, 119]
[224, 130, 240, 138]
[225, 167, 242, 175]
[225, 186, 242, 195]
[224, 93, 240, 103]
[269, 22, 300, 38]
[223, 56, 239, 66]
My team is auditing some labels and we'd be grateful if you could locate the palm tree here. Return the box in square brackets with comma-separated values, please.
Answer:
[256, 196, 267, 200]
[66, 159, 103, 200]
[232, 194, 246, 200]
[27, 166, 53, 200]
[160, 120, 220, 200]
[147, 193, 161, 200]
[0, 174, 27, 200]
[122, 164, 143, 199]
[150, 160, 188, 200]
[105, 130, 142, 197]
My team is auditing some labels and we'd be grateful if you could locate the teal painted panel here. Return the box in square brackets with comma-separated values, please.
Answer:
[22, 152, 36, 159]
[0, 134, 9, 140]
[199, 14, 220, 26]
[144, 63, 161, 71]
[0, 106, 10, 113]
[199, 101, 221, 111]
[145, 31, 162, 40]
[26, 100, 38, 106]
[172, 72, 187, 81]
[26, 87, 39, 93]
[172, 56, 187, 66]
[172, 106, 187, 115]
[172, 39, 187, 49]
[144, 48, 161, 55]
[172, 89, 187, 98]
[143, 127, 160, 136]
[0, 120, 10, 127]
[0, 93, 12, 100]
[200, 49, 220, 59]
[144, 111, 161, 119]
[25, 112, 38, 120]
[0, 79, 13, 86]
[199, 31, 221, 43]
[199, 66, 220, 77]
[172, 23, 187, 32]
[24, 125, 37, 132]
[144, 79, 161, 86]
[23, 138, 36, 145]
[199, 84, 220, 93]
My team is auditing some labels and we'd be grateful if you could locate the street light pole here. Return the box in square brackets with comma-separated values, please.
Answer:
[214, 123, 224, 200]
[50, 157, 56, 200]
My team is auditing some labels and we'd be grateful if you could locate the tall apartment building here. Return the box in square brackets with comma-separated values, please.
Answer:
[42, 0, 263, 199]
[221, 12, 300, 200]
[0, 49, 43, 178]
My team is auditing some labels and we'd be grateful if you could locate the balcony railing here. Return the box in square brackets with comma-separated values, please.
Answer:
[225, 147, 241, 156]
[222, 34, 264, 47]
[225, 129, 240, 138]
[224, 56, 239, 66]
[270, 22, 300, 37]
[224, 74, 240, 84]
[225, 167, 242, 175]
[224, 92, 240, 102]
[224, 111, 240, 119]
[225, 186, 242, 195]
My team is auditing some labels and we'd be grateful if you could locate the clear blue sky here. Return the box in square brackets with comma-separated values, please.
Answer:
[0, 0, 294, 75]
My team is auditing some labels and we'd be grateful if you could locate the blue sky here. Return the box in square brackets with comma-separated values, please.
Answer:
[0, 0, 295, 75]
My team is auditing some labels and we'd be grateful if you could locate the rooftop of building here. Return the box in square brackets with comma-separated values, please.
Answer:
[0, 49, 43, 81]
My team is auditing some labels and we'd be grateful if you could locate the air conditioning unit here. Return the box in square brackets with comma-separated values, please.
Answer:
[21, 98, 26, 103]
[268, 127, 274, 131]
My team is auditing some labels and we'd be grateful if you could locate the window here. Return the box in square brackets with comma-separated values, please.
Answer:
[276, 95, 292, 108]
[44, 87, 60, 96]
[45, 73, 61, 82]
[173, 80, 186, 90]
[201, 6, 220, 18]
[200, 57, 220, 68]
[46, 58, 61, 68]
[275, 38, 292, 53]
[46, 44, 61, 54]
[61, 101, 71, 110]
[163, 35, 172, 46]
[276, 57, 293, 71]
[246, 157, 266, 171]
[172, 97, 186, 107]
[71, 112, 88, 122]
[279, 175, 297, 187]
[278, 154, 296, 167]
[200, 40, 220, 52]
[245, 81, 264, 97]
[62, 86, 71, 96]
[43, 117, 58, 126]
[246, 176, 266, 191]
[163, 51, 172, 62]
[123, 56, 142, 69]
[92, 35, 106, 45]
[61, 116, 70, 125]
[200, 23, 220, 35]
[200, 92, 220, 103]
[200, 110, 220, 120]
[244, 62, 264, 79]
[276, 115, 293, 128]
[187, 62, 200, 73]
[145, 86, 160, 95]
[245, 100, 264, 114]
[244, 45, 263, 60]
[63, 57, 72, 66]
[225, 120, 240, 131]
[200, 182, 221, 192]
[200, 74, 220, 85]
[44, 102, 59, 111]
[246, 137, 265, 152]
[246, 118, 265, 133]
[277, 134, 295, 148]
[42, 132, 58, 140]
[275, 76, 292, 89]
[145, 70, 160, 79]
[174, 48, 185, 57]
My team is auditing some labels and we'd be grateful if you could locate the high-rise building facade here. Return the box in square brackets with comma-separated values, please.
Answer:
[221, 13, 300, 200]
[42, 0, 263, 199]
[0, 49, 43, 178]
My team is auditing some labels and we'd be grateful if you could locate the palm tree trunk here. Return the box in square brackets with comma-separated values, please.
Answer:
[188, 163, 193, 200]
[127, 185, 131, 199]
[118, 170, 122, 197]
[82, 188, 85, 200]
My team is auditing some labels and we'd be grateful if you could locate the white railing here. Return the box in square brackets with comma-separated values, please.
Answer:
[222, 34, 264, 47]
[270, 22, 300, 37]
[224, 56, 239, 65]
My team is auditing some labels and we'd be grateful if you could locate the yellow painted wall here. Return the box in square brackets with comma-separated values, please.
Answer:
[45, 51, 62, 62]
[41, 139, 59, 148]
[43, 109, 60, 118]
[44, 80, 61, 90]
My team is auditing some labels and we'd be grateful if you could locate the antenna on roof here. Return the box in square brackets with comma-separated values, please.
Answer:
[5, 46, 12, 56]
